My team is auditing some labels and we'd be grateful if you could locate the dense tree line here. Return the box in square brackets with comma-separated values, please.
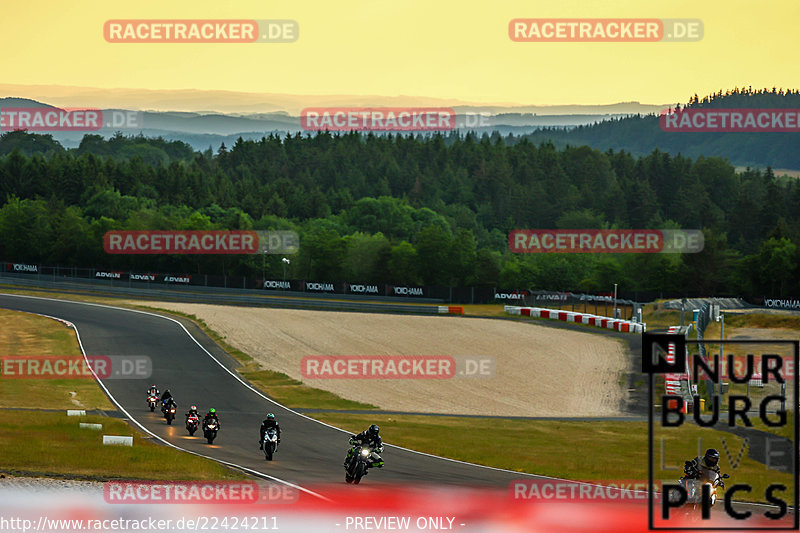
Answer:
[0, 120, 798, 299]
[525, 87, 800, 169]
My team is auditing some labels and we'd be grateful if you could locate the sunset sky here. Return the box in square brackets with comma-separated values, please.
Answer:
[2, 0, 797, 108]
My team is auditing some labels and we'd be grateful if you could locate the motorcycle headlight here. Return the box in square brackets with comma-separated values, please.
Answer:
[361, 449, 370, 456]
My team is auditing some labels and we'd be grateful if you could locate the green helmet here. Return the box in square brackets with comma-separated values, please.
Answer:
[209, 408, 216, 414]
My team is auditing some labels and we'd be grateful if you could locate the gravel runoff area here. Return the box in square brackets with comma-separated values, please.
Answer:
[136, 302, 630, 418]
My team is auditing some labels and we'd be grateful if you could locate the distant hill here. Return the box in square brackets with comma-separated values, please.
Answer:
[0, 97, 56, 108]
[0, 97, 652, 151]
[0, 83, 667, 115]
[524, 88, 800, 170]
[3, 88, 798, 169]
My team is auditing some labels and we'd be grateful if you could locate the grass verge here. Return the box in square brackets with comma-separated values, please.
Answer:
[0, 305, 249, 481]
[312, 413, 792, 505]
[0, 410, 248, 480]
[749, 411, 795, 441]
[0, 309, 113, 410]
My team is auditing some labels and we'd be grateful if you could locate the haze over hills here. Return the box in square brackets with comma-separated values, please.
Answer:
[0, 89, 666, 151]
[0, 83, 668, 115]
[3, 85, 796, 170]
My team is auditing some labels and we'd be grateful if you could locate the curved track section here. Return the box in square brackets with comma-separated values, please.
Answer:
[0, 294, 540, 494]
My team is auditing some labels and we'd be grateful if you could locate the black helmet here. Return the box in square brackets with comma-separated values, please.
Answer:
[369, 424, 380, 435]
[704, 448, 720, 467]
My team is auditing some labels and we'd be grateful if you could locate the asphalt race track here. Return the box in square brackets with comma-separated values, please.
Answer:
[0, 293, 540, 496]
[2, 292, 792, 524]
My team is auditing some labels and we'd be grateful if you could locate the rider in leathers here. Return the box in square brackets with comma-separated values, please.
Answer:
[344, 424, 384, 468]
[185, 405, 200, 421]
[203, 408, 220, 429]
[681, 448, 724, 496]
[259, 413, 281, 449]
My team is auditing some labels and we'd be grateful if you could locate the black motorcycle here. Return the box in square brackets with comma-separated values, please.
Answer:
[203, 419, 219, 444]
[344, 442, 379, 484]
[161, 399, 177, 425]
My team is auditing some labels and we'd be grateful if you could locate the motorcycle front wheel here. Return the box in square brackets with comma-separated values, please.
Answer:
[353, 463, 365, 484]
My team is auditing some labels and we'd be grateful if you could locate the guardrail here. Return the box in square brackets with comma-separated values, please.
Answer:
[0, 274, 462, 316]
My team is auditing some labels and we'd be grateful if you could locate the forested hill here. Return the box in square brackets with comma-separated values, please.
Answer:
[1, 126, 799, 299]
[525, 88, 800, 169]
[0, 130, 195, 163]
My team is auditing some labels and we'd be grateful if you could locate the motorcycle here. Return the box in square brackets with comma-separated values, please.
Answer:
[147, 394, 158, 412]
[203, 419, 219, 444]
[262, 427, 279, 461]
[344, 443, 378, 484]
[681, 469, 729, 519]
[186, 414, 200, 436]
[161, 400, 177, 425]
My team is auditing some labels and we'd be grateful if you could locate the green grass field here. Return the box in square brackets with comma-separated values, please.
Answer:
[312, 413, 793, 504]
[0, 410, 247, 480]
[0, 309, 114, 410]
[0, 306, 248, 480]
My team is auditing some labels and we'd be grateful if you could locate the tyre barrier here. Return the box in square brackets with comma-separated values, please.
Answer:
[504, 306, 645, 333]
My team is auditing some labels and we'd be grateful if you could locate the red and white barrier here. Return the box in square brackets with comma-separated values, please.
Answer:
[438, 306, 464, 315]
[504, 306, 645, 333]
[664, 325, 687, 395]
